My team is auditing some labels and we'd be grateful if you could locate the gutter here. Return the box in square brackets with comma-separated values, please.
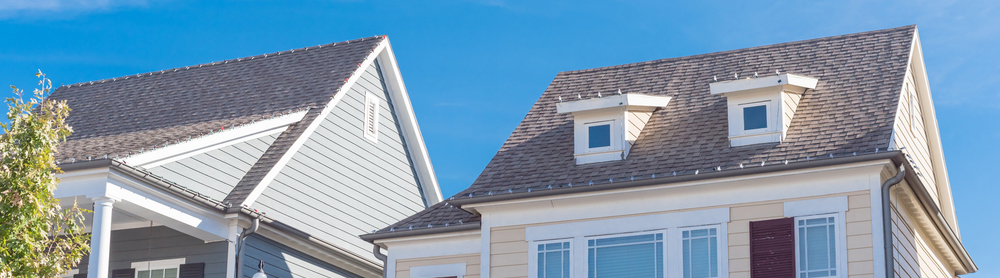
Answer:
[360, 221, 481, 243]
[450, 151, 902, 206]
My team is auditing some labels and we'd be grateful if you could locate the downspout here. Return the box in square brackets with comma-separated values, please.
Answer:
[881, 165, 906, 278]
[235, 217, 260, 278]
[372, 245, 389, 278]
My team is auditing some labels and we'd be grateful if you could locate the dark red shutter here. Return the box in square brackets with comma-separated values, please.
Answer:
[72, 273, 86, 278]
[111, 268, 136, 278]
[179, 263, 205, 278]
[750, 217, 795, 278]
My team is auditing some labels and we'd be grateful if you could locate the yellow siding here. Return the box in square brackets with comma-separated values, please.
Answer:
[782, 91, 801, 133]
[396, 253, 481, 278]
[490, 191, 874, 278]
[892, 66, 938, 204]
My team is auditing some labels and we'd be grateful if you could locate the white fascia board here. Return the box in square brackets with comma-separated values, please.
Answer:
[783, 196, 848, 217]
[376, 38, 444, 205]
[125, 110, 306, 168]
[240, 39, 390, 207]
[377, 230, 482, 260]
[55, 168, 230, 241]
[709, 73, 818, 96]
[556, 94, 671, 114]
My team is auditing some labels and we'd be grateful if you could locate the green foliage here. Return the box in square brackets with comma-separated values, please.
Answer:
[0, 71, 89, 277]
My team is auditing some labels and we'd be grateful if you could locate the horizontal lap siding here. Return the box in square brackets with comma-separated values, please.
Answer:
[396, 253, 481, 278]
[486, 192, 873, 278]
[254, 61, 426, 265]
[147, 132, 280, 201]
[76, 226, 229, 277]
[243, 234, 360, 278]
[892, 67, 937, 204]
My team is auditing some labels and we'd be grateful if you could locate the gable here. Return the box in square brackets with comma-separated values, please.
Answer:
[143, 131, 281, 201]
[250, 59, 428, 265]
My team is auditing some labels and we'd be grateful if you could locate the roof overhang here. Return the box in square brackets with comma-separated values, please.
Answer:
[556, 93, 671, 114]
[709, 73, 818, 96]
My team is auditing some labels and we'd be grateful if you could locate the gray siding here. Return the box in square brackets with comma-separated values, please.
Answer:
[75, 226, 229, 277]
[253, 60, 426, 263]
[242, 234, 360, 278]
[147, 132, 281, 201]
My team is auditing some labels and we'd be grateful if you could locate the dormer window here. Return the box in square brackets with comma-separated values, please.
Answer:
[557, 94, 671, 164]
[711, 73, 818, 147]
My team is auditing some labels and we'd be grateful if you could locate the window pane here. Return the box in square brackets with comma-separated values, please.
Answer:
[684, 228, 719, 278]
[588, 124, 611, 148]
[798, 217, 837, 278]
[151, 269, 164, 278]
[743, 105, 767, 130]
[539, 241, 570, 278]
[163, 268, 178, 278]
[589, 233, 663, 278]
[138, 271, 150, 278]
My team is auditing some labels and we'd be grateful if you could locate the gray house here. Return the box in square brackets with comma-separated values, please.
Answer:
[50, 35, 441, 278]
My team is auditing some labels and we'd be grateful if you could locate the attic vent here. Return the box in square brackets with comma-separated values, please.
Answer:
[363, 91, 379, 143]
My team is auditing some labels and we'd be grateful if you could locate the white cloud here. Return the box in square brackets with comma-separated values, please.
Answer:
[0, 0, 148, 18]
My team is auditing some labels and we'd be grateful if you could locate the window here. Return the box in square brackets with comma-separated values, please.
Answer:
[795, 215, 838, 278]
[588, 123, 612, 149]
[588, 233, 663, 278]
[538, 242, 571, 278]
[132, 258, 185, 278]
[742, 104, 768, 130]
[363, 91, 380, 142]
[682, 227, 719, 278]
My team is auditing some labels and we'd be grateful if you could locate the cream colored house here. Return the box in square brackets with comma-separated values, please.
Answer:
[360, 26, 976, 278]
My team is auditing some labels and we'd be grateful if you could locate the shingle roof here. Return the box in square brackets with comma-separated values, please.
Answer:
[367, 25, 916, 239]
[49, 35, 385, 161]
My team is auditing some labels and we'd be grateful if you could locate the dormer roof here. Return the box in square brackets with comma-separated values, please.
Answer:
[368, 25, 917, 238]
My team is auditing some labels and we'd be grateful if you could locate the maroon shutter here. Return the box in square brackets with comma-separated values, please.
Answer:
[111, 268, 136, 278]
[179, 263, 205, 278]
[750, 217, 795, 278]
[72, 274, 87, 278]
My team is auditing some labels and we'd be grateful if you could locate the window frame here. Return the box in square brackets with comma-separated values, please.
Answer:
[737, 101, 773, 135]
[793, 213, 846, 278]
[583, 120, 616, 153]
[131, 258, 185, 278]
[525, 210, 730, 278]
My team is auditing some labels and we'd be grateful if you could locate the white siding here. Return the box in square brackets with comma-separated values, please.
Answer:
[254, 60, 426, 264]
[146, 132, 281, 201]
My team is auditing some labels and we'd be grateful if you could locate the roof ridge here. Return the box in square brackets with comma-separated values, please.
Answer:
[560, 25, 916, 75]
[60, 35, 386, 88]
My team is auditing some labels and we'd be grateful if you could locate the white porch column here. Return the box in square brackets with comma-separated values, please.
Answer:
[88, 197, 116, 278]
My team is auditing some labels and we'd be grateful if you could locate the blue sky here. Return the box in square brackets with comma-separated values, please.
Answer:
[1, 0, 997, 275]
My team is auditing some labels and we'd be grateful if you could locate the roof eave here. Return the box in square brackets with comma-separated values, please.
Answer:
[359, 221, 482, 243]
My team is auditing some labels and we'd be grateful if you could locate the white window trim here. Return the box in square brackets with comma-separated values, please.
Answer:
[526, 208, 730, 278]
[793, 213, 847, 278]
[131, 258, 185, 274]
[583, 120, 616, 153]
[783, 196, 848, 218]
[363, 91, 380, 143]
[410, 262, 466, 278]
[737, 101, 773, 135]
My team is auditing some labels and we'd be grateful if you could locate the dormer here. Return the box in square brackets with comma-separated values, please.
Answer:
[557, 93, 671, 164]
[710, 73, 818, 147]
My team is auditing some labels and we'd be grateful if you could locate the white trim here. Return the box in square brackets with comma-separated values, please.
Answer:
[528, 239, 574, 278]
[555, 94, 671, 114]
[793, 213, 847, 278]
[241, 40, 390, 207]
[125, 111, 305, 168]
[737, 101, 773, 136]
[784, 196, 849, 217]
[525, 207, 729, 241]
[583, 120, 614, 152]
[374, 38, 443, 205]
[410, 263, 467, 278]
[131, 258, 186, 271]
[709, 73, 818, 95]
[480, 213, 491, 278]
